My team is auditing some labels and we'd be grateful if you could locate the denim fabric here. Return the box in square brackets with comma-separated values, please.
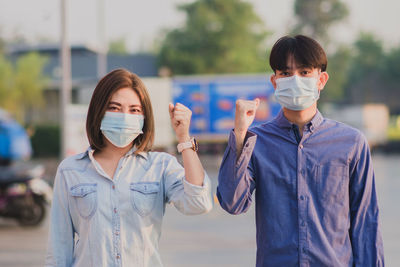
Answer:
[46, 147, 212, 267]
[217, 110, 384, 267]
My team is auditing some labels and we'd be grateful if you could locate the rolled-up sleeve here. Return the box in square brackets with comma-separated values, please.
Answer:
[164, 156, 213, 215]
[45, 167, 74, 267]
[349, 134, 385, 266]
[217, 130, 257, 215]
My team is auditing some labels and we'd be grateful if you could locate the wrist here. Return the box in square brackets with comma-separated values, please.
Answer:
[177, 134, 191, 143]
[234, 128, 247, 139]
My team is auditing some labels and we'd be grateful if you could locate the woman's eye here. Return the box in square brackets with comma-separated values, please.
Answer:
[108, 106, 118, 111]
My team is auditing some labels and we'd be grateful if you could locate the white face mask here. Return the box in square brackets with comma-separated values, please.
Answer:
[274, 75, 320, 111]
[100, 112, 144, 148]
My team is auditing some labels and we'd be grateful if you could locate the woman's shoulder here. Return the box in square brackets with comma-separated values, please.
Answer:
[57, 151, 90, 171]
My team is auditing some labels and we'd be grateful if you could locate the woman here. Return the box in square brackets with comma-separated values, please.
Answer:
[46, 69, 212, 267]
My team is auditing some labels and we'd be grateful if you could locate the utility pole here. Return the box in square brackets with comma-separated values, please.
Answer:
[60, 0, 71, 159]
[97, 0, 107, 78]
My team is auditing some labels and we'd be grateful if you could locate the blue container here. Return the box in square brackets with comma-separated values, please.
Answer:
[173, 74, 281, 139]
[0, 110, 32, 160]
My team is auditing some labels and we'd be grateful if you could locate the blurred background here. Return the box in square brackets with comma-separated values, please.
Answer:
[0, 0, 399, 266]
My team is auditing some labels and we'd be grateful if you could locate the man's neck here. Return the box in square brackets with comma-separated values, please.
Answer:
[282, 104, 317, 133]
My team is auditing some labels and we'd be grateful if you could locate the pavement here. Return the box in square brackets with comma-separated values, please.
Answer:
[1, 153, 399, 266]
[0, 155, 257, 267]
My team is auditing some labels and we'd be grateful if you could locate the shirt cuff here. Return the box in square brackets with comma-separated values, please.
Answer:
[228, 129, 257, 163]
[183, 172, 211, 196]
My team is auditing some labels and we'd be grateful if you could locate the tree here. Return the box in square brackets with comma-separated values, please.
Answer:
[291, 0, 348, 44]
[0, 53, 48, 124]
[346, 32, 384, 103]
[0, 55, 14, 107]
[320, 45, 352, 102]
[109, 38, 128, 55]
[158, 0, 269, 75]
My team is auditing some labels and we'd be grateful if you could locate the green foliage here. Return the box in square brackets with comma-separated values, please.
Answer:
[345, 33, 384, 103]
[159, 0, 269, 75]
[381, 46, 400, 84]
[109, 38, 128, 55]
[292, 0, 348, 43]
[0, 55, 14, 106]
[350, 32, 384, 80]
[321, 46, 351, 102]
[30, 124, 60, 158]
[0, 52, 48, 124]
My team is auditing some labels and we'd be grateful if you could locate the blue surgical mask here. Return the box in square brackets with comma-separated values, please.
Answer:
[100, 112, 144, 148]
[274, 75, 319, 111]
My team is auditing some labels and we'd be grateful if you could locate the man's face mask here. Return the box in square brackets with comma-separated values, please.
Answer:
[100, 112, 144, 148]
[274, 75, 320, 111]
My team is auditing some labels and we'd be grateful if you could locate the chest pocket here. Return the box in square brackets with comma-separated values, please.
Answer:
[317, 164, 348, 204]
[70, 183, 97, 219]
[130, 182, 160, 216]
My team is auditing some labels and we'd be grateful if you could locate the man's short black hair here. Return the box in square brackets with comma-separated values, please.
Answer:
[269, 35, 327, 72]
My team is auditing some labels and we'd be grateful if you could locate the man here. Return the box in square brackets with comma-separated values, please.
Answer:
[217, 35, 384, 266]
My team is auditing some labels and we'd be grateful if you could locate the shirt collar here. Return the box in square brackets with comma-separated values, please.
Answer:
[76, 146, 148, 160]
[273, 109, 324, 132]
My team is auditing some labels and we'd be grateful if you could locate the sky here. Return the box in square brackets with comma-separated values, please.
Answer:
[0, 0, 399, 53]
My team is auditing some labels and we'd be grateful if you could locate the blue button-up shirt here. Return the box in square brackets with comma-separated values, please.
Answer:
[217, 110, 384, 266]
[46, 147, 212, 267]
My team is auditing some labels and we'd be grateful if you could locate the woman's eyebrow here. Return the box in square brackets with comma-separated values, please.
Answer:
[108, 101, 121, 106]
[129, 104, 142, 108]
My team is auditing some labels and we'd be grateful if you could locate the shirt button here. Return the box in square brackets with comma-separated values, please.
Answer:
[112, 185, 115, 190]
[301, 221, 306, 226]
[114, 208, 117, 213]
[300, 195, 305, 200]
[116, 254, 120, 259]
[302, 247, 307, 253]
[299, 144, 304, 149]
[115, 231, 119, 236]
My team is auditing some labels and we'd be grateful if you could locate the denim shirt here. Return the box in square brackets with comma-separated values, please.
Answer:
[217, 110, 384, 267]
[45, 147, 212, 267]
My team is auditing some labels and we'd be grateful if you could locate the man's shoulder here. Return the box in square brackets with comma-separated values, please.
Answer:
[322, 117, 363, 135]
[248, 119, 277, 135]
[321, 117, 368, 145]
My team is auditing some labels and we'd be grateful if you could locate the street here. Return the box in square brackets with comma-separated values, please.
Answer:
[0, 153, 399, 266]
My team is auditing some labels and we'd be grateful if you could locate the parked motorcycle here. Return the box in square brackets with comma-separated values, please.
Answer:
[0, 164, 52, 226]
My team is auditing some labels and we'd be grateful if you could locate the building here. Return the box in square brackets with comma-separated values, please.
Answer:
[7, 44, 158, 124]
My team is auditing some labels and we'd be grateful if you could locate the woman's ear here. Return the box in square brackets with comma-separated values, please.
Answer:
[270, 74, 277, 90]
[318, 72, 329, 91]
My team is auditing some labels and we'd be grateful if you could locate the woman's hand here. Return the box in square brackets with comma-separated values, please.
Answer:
[169, 103, 192, 143]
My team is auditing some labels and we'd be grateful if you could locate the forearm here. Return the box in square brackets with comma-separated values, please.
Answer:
[181, 148, 204, 186]
[217, 130, 257, 214]
[350, 136, 385, 265]
[234, 129, 246, 160]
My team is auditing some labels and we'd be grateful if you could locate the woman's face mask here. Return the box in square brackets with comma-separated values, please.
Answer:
[274, 75, 320, 111]
[100, 112, 144, 148]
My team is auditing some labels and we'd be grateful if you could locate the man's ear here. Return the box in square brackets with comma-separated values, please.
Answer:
[318, 72, 329, 91]
[270, 74, 277, 90]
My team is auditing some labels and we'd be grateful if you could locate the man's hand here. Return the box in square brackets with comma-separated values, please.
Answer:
[234, 98, 259, 155]
[169, 102, 192, 143]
